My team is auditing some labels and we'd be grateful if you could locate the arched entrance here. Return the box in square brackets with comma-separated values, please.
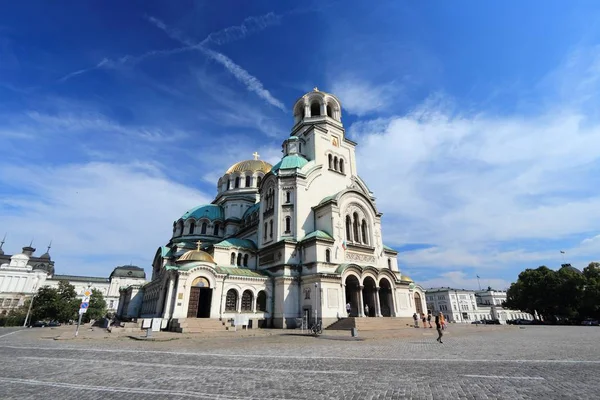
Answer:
[344, 275, 360, 317]
[362, 276, 377, 317]
[414, 292, 423, 316]
[187, 277, 213, 318]
[379, 278, 394, 317]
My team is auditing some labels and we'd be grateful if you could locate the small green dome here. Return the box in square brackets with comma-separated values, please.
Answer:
[271, 154, 309, 174]
[181, 204, 224, 221]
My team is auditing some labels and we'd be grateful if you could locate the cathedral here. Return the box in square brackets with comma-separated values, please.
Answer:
[130, 88, 427, 331]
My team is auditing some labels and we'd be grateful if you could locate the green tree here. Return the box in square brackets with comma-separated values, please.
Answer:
[84, 289, 107, 322]
[30, 281, 79, 323]
[582, 262, 600, 319]
[56, 280, 79, 323]
[505, 266, 560, 320]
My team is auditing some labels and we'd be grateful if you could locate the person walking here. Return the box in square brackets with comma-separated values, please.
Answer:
[427, 310, 433, 328]
[421, 313, 427, 329]
[435, 312, 444, 343]
[346, 302, 351, 317]
[413, 312, 419, 328]
[440, 313, 446, 330]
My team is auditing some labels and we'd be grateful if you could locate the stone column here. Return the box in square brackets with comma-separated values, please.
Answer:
[390, 290, 397, 317]
[320, 101, 327, 117]
[358, 286, 365, 317]
[163, 276, 175, 319]
[252, 293, 257, 313]
[304, 102, 310, 118]
[341, 284, 347, 317]
[375, 287, 382, 317]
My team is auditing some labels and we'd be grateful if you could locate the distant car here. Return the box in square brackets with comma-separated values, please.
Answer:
[483, 319, 501, 325]
[582, 319, 599, 326]
[471, 320, 483, 324]
[47, 321, 61, 327]
[31, 321, 46, 328]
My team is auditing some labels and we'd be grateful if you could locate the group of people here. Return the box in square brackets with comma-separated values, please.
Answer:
[413, 311, 446, 344]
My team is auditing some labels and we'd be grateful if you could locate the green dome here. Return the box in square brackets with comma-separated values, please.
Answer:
[181, 204, 224, 221]
[271, 154, 309, 174]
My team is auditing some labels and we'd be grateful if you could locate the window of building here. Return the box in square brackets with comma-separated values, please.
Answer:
[327, 104, 333, 118]
[235, 177, 240, 188]
[361, 219, 368, 244]
[285, 217, 291, 233]
[328, 154, 332, 169]
[325, 249, 331, 263]
[189, 221, 195, 235]
[257, 176, 262, 187]
[225, 289, 238, 311]
[353, 212, 360, 242]
[256, 291, 267, 312]
[310, 102, 320, 117]
[241, 290, 253, 312]
[201, 222, 207, 235]
[243, 254, 249, 267]
[230, 252, 236, 265]
[334, 156, 338, 171]
[227, 180, 231, 190]
[339, 159, 344, 174]
[286, 191, 291, 203]
[237, 253, 242, 266]
[345, 215, 352, 241]
[263, 223, 267, 240]
[213, 223, 219, 236]
[269, 220, 273, 238]
[387, 258, 391, 269]
[299, 143, 302, 153]
[245, 176, 251, 187]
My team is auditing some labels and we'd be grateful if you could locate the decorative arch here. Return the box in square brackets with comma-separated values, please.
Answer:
[310, 101, 321, 117]
[241, 290, 253, 312]
[256, 290, 267, 311]
[225, 289, 238, 312]
[191, 276, 210, 287]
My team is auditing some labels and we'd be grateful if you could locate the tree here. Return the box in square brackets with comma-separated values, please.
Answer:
[84, 289, 106, 322]
[29, 281, 79, 323]
[582, 262, 600, 320]
[56, 281, 79, 323]
[505, 266, 559, 320]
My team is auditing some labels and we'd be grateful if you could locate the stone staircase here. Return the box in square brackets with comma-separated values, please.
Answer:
[170, 318, 230, 333]
[326, 317, 415, 331]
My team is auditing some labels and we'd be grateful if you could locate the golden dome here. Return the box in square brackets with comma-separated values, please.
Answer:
[177, 250, 215, 264]
[400, 275, 413, 283]
[225, 159, 272, 175]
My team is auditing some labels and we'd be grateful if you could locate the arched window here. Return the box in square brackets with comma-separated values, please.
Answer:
[285, 216, 291, 233]
[353, 212, 360, 242]
[310, 102, 320, 117]
[257, 176, 262, 187]
[225, 289, 238, 311]
[235, 177, 240, 188]
[201, 222, 207, 235]
[345, 215, 352, 241]
[334, 156, 338, 171]
[361, 219, 368, 244]
[328, 154, 332, 169]
[213, 223, 219, 236]
[237, 253, 242, 266]
[339, 159, 344, 174]
[241, 290, 253, 312]
[327, 104, 333, 118]
[189, 221, 195, 235]
[227, 180, 231, 190]
[263, 223, 267, 240]
[245, 176, 251, 187]
[269, 220, 273, 238]
[256, 291, 267, 312]
[325, 249, 331, 263]
[243, 254, 249, 267]
[230, 252, 236, 265]
[286, 191, 291, 203]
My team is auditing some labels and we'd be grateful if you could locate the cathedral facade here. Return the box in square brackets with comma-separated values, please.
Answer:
[135, 89, 427, 331]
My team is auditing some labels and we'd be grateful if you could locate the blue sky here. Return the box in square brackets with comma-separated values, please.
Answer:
[1, 1, 600, 289]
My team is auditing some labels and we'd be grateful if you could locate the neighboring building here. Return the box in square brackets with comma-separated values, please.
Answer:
[129, 88, 428, 330]
[425, 287, 533, 323]
[0, 241, 146, 314]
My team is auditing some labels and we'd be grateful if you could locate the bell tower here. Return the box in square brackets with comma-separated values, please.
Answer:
[290, 87, 357, 178]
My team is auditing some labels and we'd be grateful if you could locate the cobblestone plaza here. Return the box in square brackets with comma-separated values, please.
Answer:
[0, 325, 599, 399]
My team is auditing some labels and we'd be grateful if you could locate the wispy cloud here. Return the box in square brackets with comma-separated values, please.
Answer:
[146, 15, 286, 111]
[419, 271, 512, 291]
[331, 78, 402, 116]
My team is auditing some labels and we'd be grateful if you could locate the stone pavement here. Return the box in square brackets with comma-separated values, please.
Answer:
[0, 324, 598, 399]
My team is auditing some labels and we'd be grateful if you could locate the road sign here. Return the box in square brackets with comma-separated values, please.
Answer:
[81, 296, 90, 303]
[78, 308, 87, 314]
[83, 290, 92, 297]
[80, 302, 89, 309]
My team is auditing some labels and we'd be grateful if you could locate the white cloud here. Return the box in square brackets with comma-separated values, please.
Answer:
[0, 162, 211, 276]
[331, 79, 400, 116]
[354, 48, 600, 274]
[419, 271, 512, 291]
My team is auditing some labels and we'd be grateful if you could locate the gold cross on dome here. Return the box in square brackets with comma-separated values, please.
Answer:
[253, 151, 260, 160]
[313, 86, 319, 91]
[196, 240, 202, 251]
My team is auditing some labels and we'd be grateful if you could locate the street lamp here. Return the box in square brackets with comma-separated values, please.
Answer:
[314, 282, 319, 324]
[23, 283, 38, 327]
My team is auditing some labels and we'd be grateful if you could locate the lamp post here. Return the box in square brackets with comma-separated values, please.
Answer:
[23, 283, 38, 327]
[314, 282, 319, 324]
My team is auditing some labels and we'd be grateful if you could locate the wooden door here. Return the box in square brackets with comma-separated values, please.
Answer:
[187, 287, 200, 318]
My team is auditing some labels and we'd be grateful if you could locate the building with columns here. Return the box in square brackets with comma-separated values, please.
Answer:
[0, 240, 146, 315]
[131, 88, 427, 330]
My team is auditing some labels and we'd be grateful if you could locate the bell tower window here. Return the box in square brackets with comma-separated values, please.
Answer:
[325, 249, 331, 263]
[285, 216, 291, 233]
[310, 102, 320, 117]
[286, 191, 291, 203]
[257, 176, 262, 187]
[235, 177, 240, 188]
[245, 176, 251, 187]
[327, 104, 333, 118]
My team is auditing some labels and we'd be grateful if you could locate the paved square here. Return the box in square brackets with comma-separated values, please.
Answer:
[0, 325, 599, 399]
